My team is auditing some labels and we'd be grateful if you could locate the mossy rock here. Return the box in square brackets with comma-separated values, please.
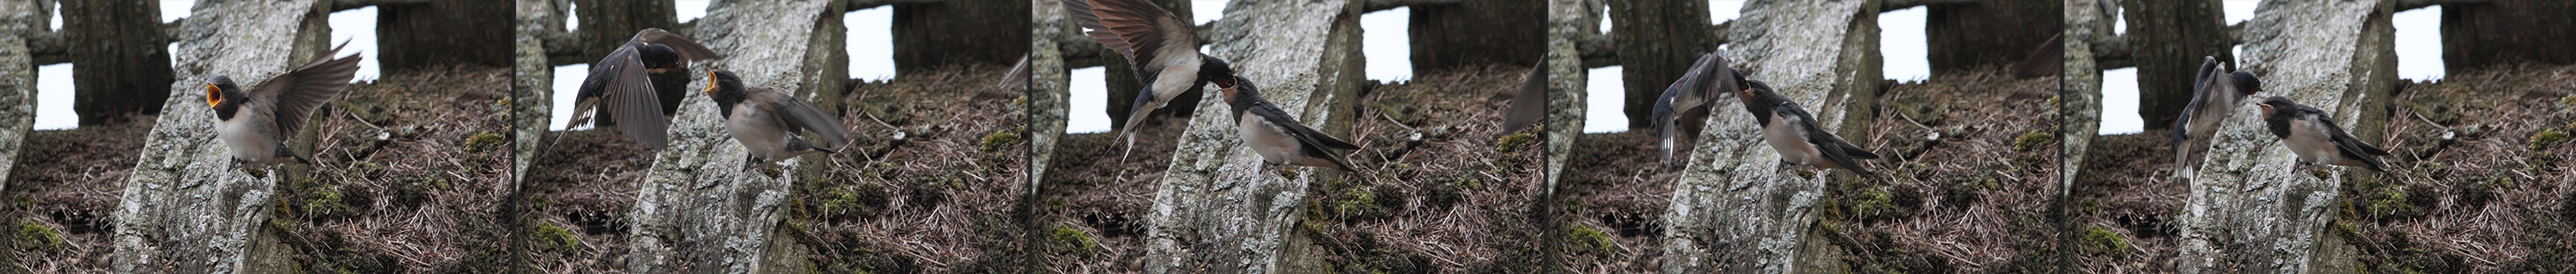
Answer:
[2531, 129, 2569, 151]
[979, 131, 1020, 152]
[14, 221, 64, 251]
[1567, 225, 1613, 255]
[2014, 129, 2055, 153]
[532, 223, 580, 253]
[1048, 225, 1099, 253]
[2081, 225, 2129, 257]
[465, 131, 507, 153]
[1494, 132, 1538, 151]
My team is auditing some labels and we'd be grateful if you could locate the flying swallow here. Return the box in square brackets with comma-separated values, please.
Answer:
[1062, 0, 1240, 159]
[1652, 52, 1746, 167]
[2172, 56, 2263, 178]
[207, 41, 363, 168]
[2256, 96, 2391, 173]
[1498, 60, 1547, 136]
[705, 70, 854, 170]
[1738, 80, 1878, 177]
[568, 27, 719, 150]
[1219, 76, 1361, 174]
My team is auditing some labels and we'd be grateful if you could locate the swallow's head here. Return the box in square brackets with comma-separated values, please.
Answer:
[1218, 76, 1255, 104]
[1739, 79, 1774, 102]
[641, 44, 686, 71]
[2255, 96, 2293, 116]
[204, 76, 240, 108]
[2232, 70, 2263, 95]
[1200, 56, 1236, 87]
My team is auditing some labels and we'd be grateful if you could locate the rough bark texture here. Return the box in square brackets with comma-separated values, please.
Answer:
[1406, 0, 1543, 70]
[1606, 0, 1711, 130]
[1924, 0, 2058, 76]
[1098, 0, 1200, 135]
[1027, 0, 1069, 267]
[891, 0, 1028, 71]
[1658, 1, 1875, 273]
[2439, 0, 2576, 70]
[513, 0, 556, 183]
[2175, 1, 2392, 273]
[2063, 0, 2109, 197]
[110, 0, 333, 272]
[574, 0, 686, 129]
[61, 0, 173, 125]
[1139, 1, 1361, 273]
[0, 0, 34, 186]
[1542, 0, 1588, 270]
[2120, 0, 2233, 131]
[624, 1, 841, 273]
[377, 0, 511, 70]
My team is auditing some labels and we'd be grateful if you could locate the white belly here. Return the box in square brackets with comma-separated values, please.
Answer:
[2285, 119, 2340, 165]
[1761, 117, 1818, 166]
[1236, 117, 1297, 165]
[216, 118, 274, 161]
[727, 111, 790, 161]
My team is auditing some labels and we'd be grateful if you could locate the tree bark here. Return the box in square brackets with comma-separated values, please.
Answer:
[2439, 0, 2576, 70]
[1923, 0, 2058, 76]
[1406, 0, 1542, 70]
[61, 0, 173, 125]
[625, 1, 843, 273]
[2176, 1, 2392, 273]
[892, 0, 1027, 71]
[0, 0, 38, 185]
[1606, 0, 1712, 130]
[2120, 0, 2233, 131]
[377, 0, 512, 70]
[111, 0, 334, 272]
[1659, 1, 1878, 273]
[1140, 0, 1362, 272]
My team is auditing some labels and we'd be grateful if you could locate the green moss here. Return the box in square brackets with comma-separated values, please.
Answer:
[465, 131, 506, 153]
[303, 186, 355, 218]
[14, 222, 64, 251]
[2014, 130, 2054, 152]
[1333, 186, 1384, 219]
[979, 131, 1020, 152]
[1494, 132, 1537, 151]
[1567, 225, 1613, 255]
[532, 223, 580, 253]
[2081, 226, 2129, 256]
[2366, 186, 2420, 219]
[2532, 129, 2569, 151]
[1048, 225, 1099, 253]
[817, 189, 876, 219]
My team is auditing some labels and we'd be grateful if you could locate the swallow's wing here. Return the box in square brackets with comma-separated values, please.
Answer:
[1499, 61, 1546, 134]
[584, 46, 670, 149]
[250, 41, 363, 138]
[755, 87, 853, 148]
[1781, 103, 1872, 176]
[2312, 113, 2389, 159]
[1064, 0, 1200, 83]
[1654, 52, 1732, 130]
[1248, 100, 1359, 150]
[633, 27, 719, 62]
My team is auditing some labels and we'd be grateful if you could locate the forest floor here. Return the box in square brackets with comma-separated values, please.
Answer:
[1038, 65, 1548, 273]
[1563, 67, 2063, 273]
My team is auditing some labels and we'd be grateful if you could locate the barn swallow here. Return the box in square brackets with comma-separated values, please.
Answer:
[705, 70, 854, 171]
[1737, 80, 1878, 177]
[1218, 76, 1361, 174]
[1061, 0, 1241, 159]
[207, 41, 363, 168]
[2172, 56, 2263, 178]
[1498, 60, 1547, 136]
[1652, 52, 1746, 167]
[2256, 96, 2390, 173]
[568, 27, 719, 150]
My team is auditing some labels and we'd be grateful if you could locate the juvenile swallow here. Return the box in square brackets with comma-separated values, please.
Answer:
[569, 27, 719, 150]
[1219, 76, 1361, 174]
[1652, 52, 1746, 167]
[1737, 80, 1878, 177]
[2256, 96, 2391, 173]
[1498, 61, 1547, 136]
[207, 42, 363, 168]
[705, 70, 854, 170]
[2172, 56, 2263, 178]
[1062, 0, 1241, 159]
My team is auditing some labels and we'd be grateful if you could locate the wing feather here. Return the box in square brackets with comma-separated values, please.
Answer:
[634, 28, 719, 61]
[251, 41, 363, 138]
[1782, 103, 1873, 176]
[756, 87, 853, 148]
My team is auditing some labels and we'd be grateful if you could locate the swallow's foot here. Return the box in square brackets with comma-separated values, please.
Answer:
[760, 166, 784, 178]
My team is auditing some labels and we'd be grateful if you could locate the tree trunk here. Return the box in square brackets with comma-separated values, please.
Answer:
[0, 0, 38, 185]
[61, 0, 173, 125]
[2120, 0, 2233, 131]
[2176, 1, 2393, 273]
[1658, 1, 1878, 273]
[1540, 0, 1589, 271]
[1140, 0, 1362, 272]
[378, 0, 513, 70]
[623, 1, 841, 273]
[1924, 0, 2059, 76]
[1406, 0, 1543, 70]
[891, 0, 1029, 72]
[111, 0, 334, 272]
[2439, 0, 2576, 70]
[1607, 0, 1711, 130]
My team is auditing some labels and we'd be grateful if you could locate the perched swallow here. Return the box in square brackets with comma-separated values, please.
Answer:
[2172, 56, 2263, 178]
[569, 27, 719, 150]
[1652, 52, 1746, 167]
[2256, 96, 2390, 173]
[207, 42, 363, 168]
[1737, 80, 1879, 177]
[1061, 0, 1240, 159]
[1218, 76, 1361, 174]
[1498, 60, 1547, 136]
[705, 70, 854, 170]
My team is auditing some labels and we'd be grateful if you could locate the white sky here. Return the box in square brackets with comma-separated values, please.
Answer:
[1065, 1, 1413, 133]
[550, 1, 899, 130]
[2096, 1, 2442, 134]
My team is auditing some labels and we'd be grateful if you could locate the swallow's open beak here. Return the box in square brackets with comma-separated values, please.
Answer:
[204, 84, 222, 107]
[702, 70, 718, 94]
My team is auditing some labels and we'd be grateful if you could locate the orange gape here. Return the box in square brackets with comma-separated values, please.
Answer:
[702, 70, 719, 94]
[204, 84, 222, 107]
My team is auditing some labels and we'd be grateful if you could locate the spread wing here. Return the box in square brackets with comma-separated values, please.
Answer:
[1248, 100, 1359, 150]
[633, 27, 719, 62]
[580, 46, 670, 149]
[1064, 0, 1200, 83]
[2176, 58, 2224, 143]
[250, 42, 363, 138]
[755, 87, 853, 148]
[1782, 103, 1873, 175]
[1498, 61, 1546, 134]
[1654, 52, 1734, 131]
